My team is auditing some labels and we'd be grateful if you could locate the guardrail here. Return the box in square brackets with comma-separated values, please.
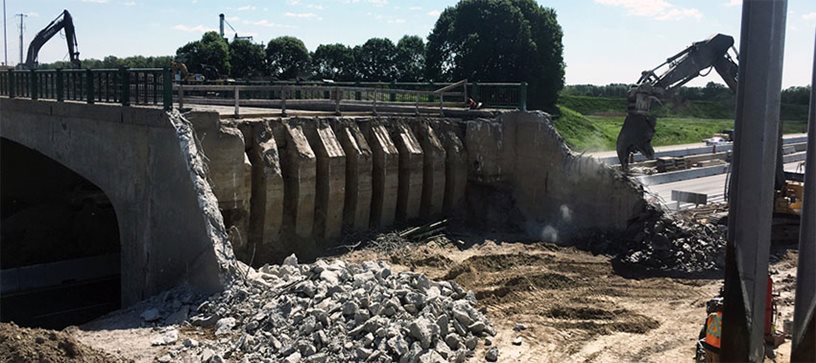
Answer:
[175, 79, 518, 117]
[179, 79, 528, 110]
[0, 68, 172, 110]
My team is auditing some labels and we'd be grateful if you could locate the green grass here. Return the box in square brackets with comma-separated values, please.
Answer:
[558, 95, 807, 122]
[552, 110, 808, 153]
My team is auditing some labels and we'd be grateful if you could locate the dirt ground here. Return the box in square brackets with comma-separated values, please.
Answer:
[342, 237, 800, 363]
[0, 322, 124, 362]
[49, 236, 800, 363]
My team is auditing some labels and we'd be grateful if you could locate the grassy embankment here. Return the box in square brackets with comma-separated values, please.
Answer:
[554, 95, 808, 152]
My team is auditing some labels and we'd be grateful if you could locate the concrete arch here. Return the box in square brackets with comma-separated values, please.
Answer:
[0, 98, 230, 305]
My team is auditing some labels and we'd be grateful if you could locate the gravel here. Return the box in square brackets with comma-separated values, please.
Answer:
[166, 255, 494, 362]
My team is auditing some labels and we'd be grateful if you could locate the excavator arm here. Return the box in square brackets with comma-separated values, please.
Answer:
[617, 34, 738, 169]
[24, 10, 80, 69]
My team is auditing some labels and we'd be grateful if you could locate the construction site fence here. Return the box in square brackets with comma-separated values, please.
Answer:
[177, 80, 528, 111]
[0, 68, 173, 110]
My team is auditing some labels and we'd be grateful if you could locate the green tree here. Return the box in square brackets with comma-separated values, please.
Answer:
[176, 31, 231, 77]
[395, 35, 426, 81]
[426, 0, 565, 110]
[229, 39, 266, 79]
[356, 38, 397, 81]
[312, 43, 356, 81]
[266, 36, 310, 80]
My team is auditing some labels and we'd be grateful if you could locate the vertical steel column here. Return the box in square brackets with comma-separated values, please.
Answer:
[721, 1, 787, 361]
[790, 30, 816, 363]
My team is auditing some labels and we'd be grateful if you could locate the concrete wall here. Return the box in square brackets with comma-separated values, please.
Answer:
[466, 112, 647, 242]
[0, 98, 234, 305]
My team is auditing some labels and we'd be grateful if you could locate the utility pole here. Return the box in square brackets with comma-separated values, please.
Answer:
[3, 0, 7, 65]
[15, 13, 26, 66]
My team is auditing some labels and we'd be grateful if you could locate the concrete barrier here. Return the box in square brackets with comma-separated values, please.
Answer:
[411, 121, 446, 219]
[331, 119, 373, 232]
[388, 121, 424, 222]
[304, 120, 346, 242]
[597, 135, 809, 165]
[361, 121, 399, 228]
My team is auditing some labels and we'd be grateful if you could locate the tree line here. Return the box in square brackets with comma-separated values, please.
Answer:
[563, 82, 811, 106]
[36, 0, 565, 110]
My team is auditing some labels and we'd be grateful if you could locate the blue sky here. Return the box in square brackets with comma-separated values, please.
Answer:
[3, 0, 815, 87]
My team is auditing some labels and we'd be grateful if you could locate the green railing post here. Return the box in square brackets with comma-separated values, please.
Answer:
[56, 69, 64, 102]
[519, 82, 528, 111]
[119, 67, 130, 106]
[7, 70, 14, 98]
[86, 69, 95, 104]
[30, 69, 38, 100]
[390, 80, 396, 102]
[473, 82, 480, 102]
[162, 67, 172, 110]
[355, 82, 361, 101]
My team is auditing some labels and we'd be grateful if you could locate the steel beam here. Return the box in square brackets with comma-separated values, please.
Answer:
[791, 30, 816, 363]
[721, 0, 787, 361]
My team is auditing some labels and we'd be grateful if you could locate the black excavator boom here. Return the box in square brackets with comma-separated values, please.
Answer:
[24, 10, 80, 69]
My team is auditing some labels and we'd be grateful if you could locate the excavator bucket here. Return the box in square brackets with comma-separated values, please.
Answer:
[616, 114, 657, 170]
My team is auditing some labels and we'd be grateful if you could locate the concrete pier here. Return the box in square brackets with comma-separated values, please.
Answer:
[246, 121, 284, 257]
[411, 121, 446, 218]
[361, 121, 399, 228]
[433, 122, 468, 212]
[304, 119, 346, 242]
[332, 119, 373, 232]
[281, 121, 317, 239]
[389, 121, 424, 222]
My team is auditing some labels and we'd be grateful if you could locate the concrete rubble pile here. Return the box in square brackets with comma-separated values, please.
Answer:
[616, 206, 727, 274]
[170, 255, 495, 363]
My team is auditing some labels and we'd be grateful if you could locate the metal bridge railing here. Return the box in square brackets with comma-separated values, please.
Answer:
[181, 79, 528, 110]
[0, 68, 173, 110]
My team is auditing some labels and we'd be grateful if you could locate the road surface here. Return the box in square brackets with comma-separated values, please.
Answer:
[647, 161, 806, 210]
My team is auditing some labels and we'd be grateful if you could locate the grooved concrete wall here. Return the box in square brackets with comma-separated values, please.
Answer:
[0, 98, 232, 305]
[245, 121, 284, 260]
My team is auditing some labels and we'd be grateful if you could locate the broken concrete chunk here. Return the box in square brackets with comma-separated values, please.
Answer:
[283, 254, 299, 266]
[485, 347, 499, 362]
[140, 308, 161, 322]
[215, 317, 237, 336]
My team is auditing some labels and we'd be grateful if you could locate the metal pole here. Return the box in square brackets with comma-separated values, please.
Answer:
[3, 0, 8, 65]
[721, 1, 787, 361]
[790, 30, 816, 363]
[16, 13, 26, 66]
[233, 85, 240, 118]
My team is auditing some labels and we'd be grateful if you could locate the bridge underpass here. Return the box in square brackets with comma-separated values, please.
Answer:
[1, 138, 121, 328]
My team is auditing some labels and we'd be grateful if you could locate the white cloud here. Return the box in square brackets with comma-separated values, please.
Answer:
[24, 12, 39, 17]
[724, 0, 741, 7]
[594, 0, 702, 21]
[237, 5, 256, 11]
[173, 24, 216, 33]
[307, 4, 324, 10]
[368, 0, 387, 6]
[81, 0, 109, 3]
[803, 12, 816, 21]
[285, 12, 322, 20]
[427, 10, 441, 17]
[408, 6, 422, 11]
[122, 1, 136, 6]
[244, 19, 296, 29]
[387, 18, 406, 24]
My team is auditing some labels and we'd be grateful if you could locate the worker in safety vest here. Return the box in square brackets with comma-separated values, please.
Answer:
[704, 310, 722, 361]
